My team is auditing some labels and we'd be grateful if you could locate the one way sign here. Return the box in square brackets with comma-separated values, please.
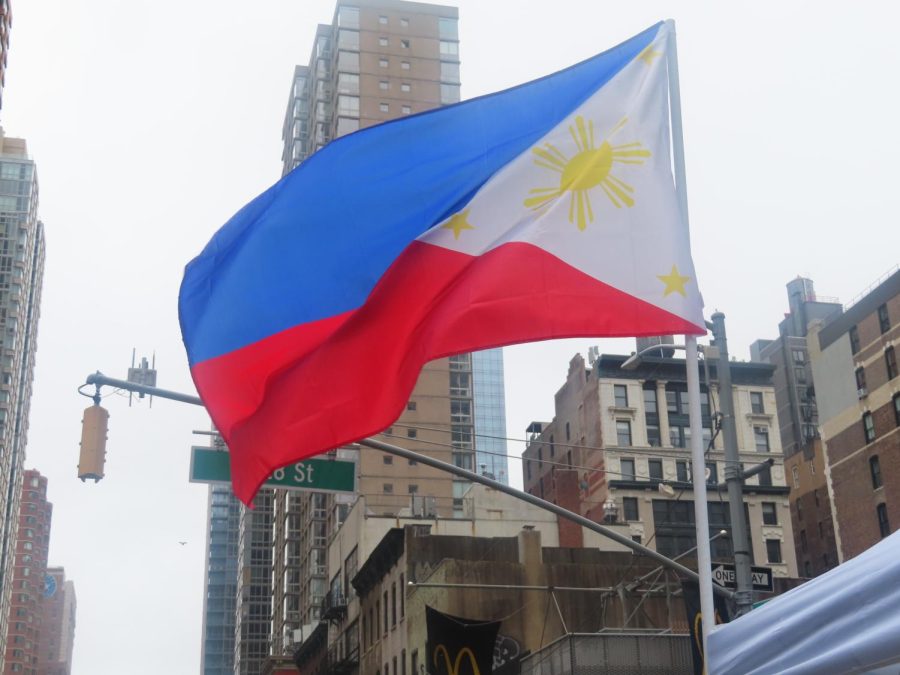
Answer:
[711, 563, 774, 592]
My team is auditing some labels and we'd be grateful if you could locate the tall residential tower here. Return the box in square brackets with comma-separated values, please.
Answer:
[0, 132, 45, 668]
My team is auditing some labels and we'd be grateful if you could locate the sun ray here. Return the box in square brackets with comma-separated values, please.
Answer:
[532, 147, 567, 170]
[576, 116, 591, 153]
[602, 176, 635, 207]
[600, 183, 622, 208]
[545, 143, 568, 163]
[529, 186, 561, 194]
[569, 123, 584, 152]
[612, 148, 651, 161]
[584, 189, 594, 224]
[524, 190, 562, 209]
[589, 119, 595, 150]
[534, 159, 564, 173]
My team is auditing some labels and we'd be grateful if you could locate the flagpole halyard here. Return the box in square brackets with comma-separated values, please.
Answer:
[666, 17, 716, 660]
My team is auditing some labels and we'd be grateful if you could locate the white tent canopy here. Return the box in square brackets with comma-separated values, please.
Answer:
[708, 529, 900, 674]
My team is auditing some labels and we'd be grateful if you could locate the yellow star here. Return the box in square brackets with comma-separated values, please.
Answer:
[441, 209, 475, 240]
[637, 45, 662, 66]
[657, 264, 691, 297]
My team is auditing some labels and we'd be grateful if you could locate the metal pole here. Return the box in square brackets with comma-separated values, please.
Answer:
[84, 372, 204, 406]
[711, 312, 754, 616]
[685, 336, 716, 651]
[358, 437, 733, 600]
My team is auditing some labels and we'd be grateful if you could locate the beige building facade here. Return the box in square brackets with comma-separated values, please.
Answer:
[522, 350, 798, 581]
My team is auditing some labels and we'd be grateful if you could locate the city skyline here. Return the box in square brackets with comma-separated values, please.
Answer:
[1, 1, 899, 672]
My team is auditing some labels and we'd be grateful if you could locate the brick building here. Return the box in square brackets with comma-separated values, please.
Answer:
[3, 470, 50, 675]
[809, 268, 900, 562]
[750, 277, 842, 577]
[38, 567, 75, 675]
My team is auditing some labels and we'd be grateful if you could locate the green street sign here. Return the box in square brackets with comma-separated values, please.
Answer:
[189, 447, 356, 494]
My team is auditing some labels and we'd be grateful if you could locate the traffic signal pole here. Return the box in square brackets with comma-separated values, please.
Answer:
[711, 312, 754, 616]
[80, 371, 735, 601]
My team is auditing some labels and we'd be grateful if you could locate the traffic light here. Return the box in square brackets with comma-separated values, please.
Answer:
[78, 404, 108, 482]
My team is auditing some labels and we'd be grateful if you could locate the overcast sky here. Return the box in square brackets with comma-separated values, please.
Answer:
[4, 1, 899, 672]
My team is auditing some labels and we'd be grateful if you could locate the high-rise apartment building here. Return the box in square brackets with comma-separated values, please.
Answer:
[808, 268, 900, 563]
[199, 483, 241, 675]
[522, 349, 798, 579]
[39, 567, 76, 675]
[0, 132, 45, 671]
[233, 491, 274, 675]
[750, 278, 842, 577]
[267, 4, 511, 671]
[3, 470, 50, 675]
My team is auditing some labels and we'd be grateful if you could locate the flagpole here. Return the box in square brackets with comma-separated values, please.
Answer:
[686, 336, 715, 650]
[666, 18, 716, 654]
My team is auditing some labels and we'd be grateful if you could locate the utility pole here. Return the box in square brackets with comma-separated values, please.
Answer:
[711, 312, 754, 616]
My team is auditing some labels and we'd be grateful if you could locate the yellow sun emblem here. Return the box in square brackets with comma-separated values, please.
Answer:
[524, 116, 651, 231]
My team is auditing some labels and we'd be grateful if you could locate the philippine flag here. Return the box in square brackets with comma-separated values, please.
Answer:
[180, 21, 704, 504]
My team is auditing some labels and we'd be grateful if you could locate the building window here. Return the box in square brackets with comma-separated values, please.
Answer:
[855, 366, 867, 396]
[849, 325, 861, 354]
[391, 582, 397, 626]
[379, 58, 388, 68]
[438, 17, 458, 39]
[401, 105, 411, 115]
[400, 39, 410, 49]
[439, 40, 459, 58]
[411, 651, 418, 674]
[440, 61, 459, 83]
[400, 17, 409, 27]
[408, 484, 418, 494]
[792, 349, 806, 364]
[706, 461, 717, 484]
[384, 591, 389, 633]
[648, 459, 663, 481]
[878, 303, 891, 334]
[406, 401, 416, 411]
[402, 651, 407, 675]
[565, 422, 571, 441]
[379, 80, 389, 90]
[548, 435, 555, 457]
[616, 420, 632, 446]
[383, 455, 393, 465]
[338, 5, 360, 28]
[750, 391, 765, 414]
[437, 82, 461, 104]
[647, 424, 661, 447]
[762, 502, 778, 525]
[379, 37, 389, 46]
[676, 461, 689, 483]
[870, 455, 883, 489]
[792, 465, 800, 488]
[886, 346, 898, 380]
[400, 573, 405, 617]
[407, 427, 417, 438]
[338, 50, 360, 72]
[754, 426, 770, 452]
[379, 15, 388, 24]
[338, 29, 359, 50]
[620, 458, 636, 481]
[622, 497, 639, 521]
[766, 539, 783, 563]
[401, 82, 411, 92]
[401, 60, 410, 70]
[863, 412, 876, 443]
[614, 384, 628, 407]
[877, 503, 891, 538]
[895, 393, 900, 426]
[643, 387, 658, 415]
[383, 484, 393, 494]
[800, 529, 808, 552]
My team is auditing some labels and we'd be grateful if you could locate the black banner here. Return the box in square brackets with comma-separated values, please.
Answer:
[682, 581, 731, 675]
[426, 606, 501, 675]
